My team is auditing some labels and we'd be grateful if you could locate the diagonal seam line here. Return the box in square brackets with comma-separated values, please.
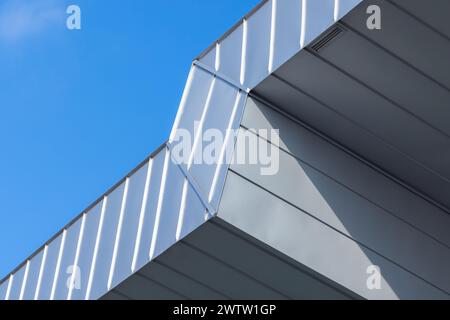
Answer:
[166, 141, 217, 216]
[194, 60, 249, 93]
[131, 159, 154, 272]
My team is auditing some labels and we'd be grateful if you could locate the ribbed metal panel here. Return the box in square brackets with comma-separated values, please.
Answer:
[21, 249, 45, 300]
[131, 150, 166, 273]
[52, 218, 83, 300]
[199, 0, 363, 89]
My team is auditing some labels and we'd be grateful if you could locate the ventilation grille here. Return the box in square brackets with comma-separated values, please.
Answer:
[310, 25, 345, 52]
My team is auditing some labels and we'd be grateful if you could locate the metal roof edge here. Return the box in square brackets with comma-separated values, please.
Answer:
[195, 0, 270, 61]
[0, 141, 168, 286]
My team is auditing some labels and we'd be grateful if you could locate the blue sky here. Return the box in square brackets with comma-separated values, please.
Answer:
[0, 0, 260, 279]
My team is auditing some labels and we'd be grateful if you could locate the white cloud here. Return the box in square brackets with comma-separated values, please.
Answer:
[0, 0, 64, 43]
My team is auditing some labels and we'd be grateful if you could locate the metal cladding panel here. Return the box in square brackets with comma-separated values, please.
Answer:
[52, 218, 82, 300]
[7, 262, 27, 300]
[110, 162, 150, 289]
[393, 0, 450, 38]
[302, 0, 336, 45]
[21, 250, 45, 300]
[208, 91, 246, 210]
[149, 152, 186, 260]
[275, 52, 450, 180]
[170, 66, 215, 141]
[176, 181, 208, 241]
[132, 150, 166, 273]
[147, 72, 247, 261]
[169, 61, 248, 239]
[201, 45, 217, 71]
[271, 0, 303, 72]
[87, 182, 126, 300]
[35, 234, 64, 300]
[0, 278, 7, 300]
[3, 276, 13, 300]
[69, 201, 103, 300]
[135, 258, 227, 300]
[189, 78, 241, 202]
[242, 0, 272, 88]
[317, 28, 450, 138]
[217, 24, 243, 83]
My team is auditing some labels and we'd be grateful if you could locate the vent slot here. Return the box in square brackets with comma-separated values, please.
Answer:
[310, 25, 345, 52]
